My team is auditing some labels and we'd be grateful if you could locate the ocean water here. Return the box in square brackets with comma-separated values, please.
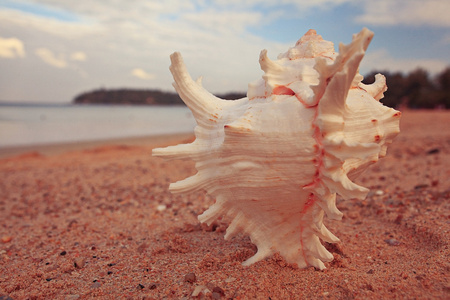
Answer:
[0, 104, 196, 148]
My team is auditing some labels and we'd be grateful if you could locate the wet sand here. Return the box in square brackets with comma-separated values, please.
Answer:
[0, 110, 449, 299]
[0, 133, 195, 159]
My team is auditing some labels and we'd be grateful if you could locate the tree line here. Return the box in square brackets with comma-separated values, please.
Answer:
[363, 67, 450, 109]
[73, 89, 185, 105]
[73, 88, 245, 105]
[74, 67, 450, 109]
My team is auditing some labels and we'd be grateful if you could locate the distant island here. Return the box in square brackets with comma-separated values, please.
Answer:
[73, 88, 246, 105]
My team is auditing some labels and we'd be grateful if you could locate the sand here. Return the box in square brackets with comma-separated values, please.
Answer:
[0, 110, 449, 299]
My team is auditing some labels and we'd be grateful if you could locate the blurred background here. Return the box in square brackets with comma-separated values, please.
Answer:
[0, 0, 449, 148]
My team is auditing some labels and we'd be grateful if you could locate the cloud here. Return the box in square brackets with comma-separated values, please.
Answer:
[1, 0, 448, 103]
[362, 48, 448, 75]
[0, 37, 25, 58]
[131, 68, 156, 80]
[0, 1, 283, 92]
[211, 0, 352, 10]
[0, 8, 101, 39]
[34, 48, 87, 68]
[356, 0, 450, 27]
[181, 10, 263, 35]
[70, 51, 87, 61]
[35, 47, 67, 68]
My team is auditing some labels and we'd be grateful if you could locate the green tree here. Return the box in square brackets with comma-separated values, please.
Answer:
[363, 71, 406, 108]
[405, 68, 436, 108]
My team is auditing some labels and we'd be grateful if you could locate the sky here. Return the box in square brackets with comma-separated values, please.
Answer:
[0, 0, 449, 104]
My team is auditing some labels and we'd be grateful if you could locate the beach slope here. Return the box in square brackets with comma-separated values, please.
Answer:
[0, 110, 449, 299]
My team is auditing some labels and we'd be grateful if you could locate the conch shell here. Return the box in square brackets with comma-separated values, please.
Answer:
[153, 28, 401, 269]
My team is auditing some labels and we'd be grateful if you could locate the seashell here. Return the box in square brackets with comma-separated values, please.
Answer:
[153, 28, 401, 269]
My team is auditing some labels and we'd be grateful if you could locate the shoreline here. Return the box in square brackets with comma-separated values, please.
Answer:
[0, 132, 195, 159]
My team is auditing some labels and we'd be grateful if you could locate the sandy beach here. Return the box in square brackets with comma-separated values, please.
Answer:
[0, 110, 449, 299]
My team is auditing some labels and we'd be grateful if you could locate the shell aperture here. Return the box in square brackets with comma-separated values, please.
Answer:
[152, 28, 401, 269]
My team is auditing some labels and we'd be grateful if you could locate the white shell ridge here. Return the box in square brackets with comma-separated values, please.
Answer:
[153, 28, 401, 270]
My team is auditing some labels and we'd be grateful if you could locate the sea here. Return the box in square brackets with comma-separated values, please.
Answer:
[0, 103, 196, 148]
